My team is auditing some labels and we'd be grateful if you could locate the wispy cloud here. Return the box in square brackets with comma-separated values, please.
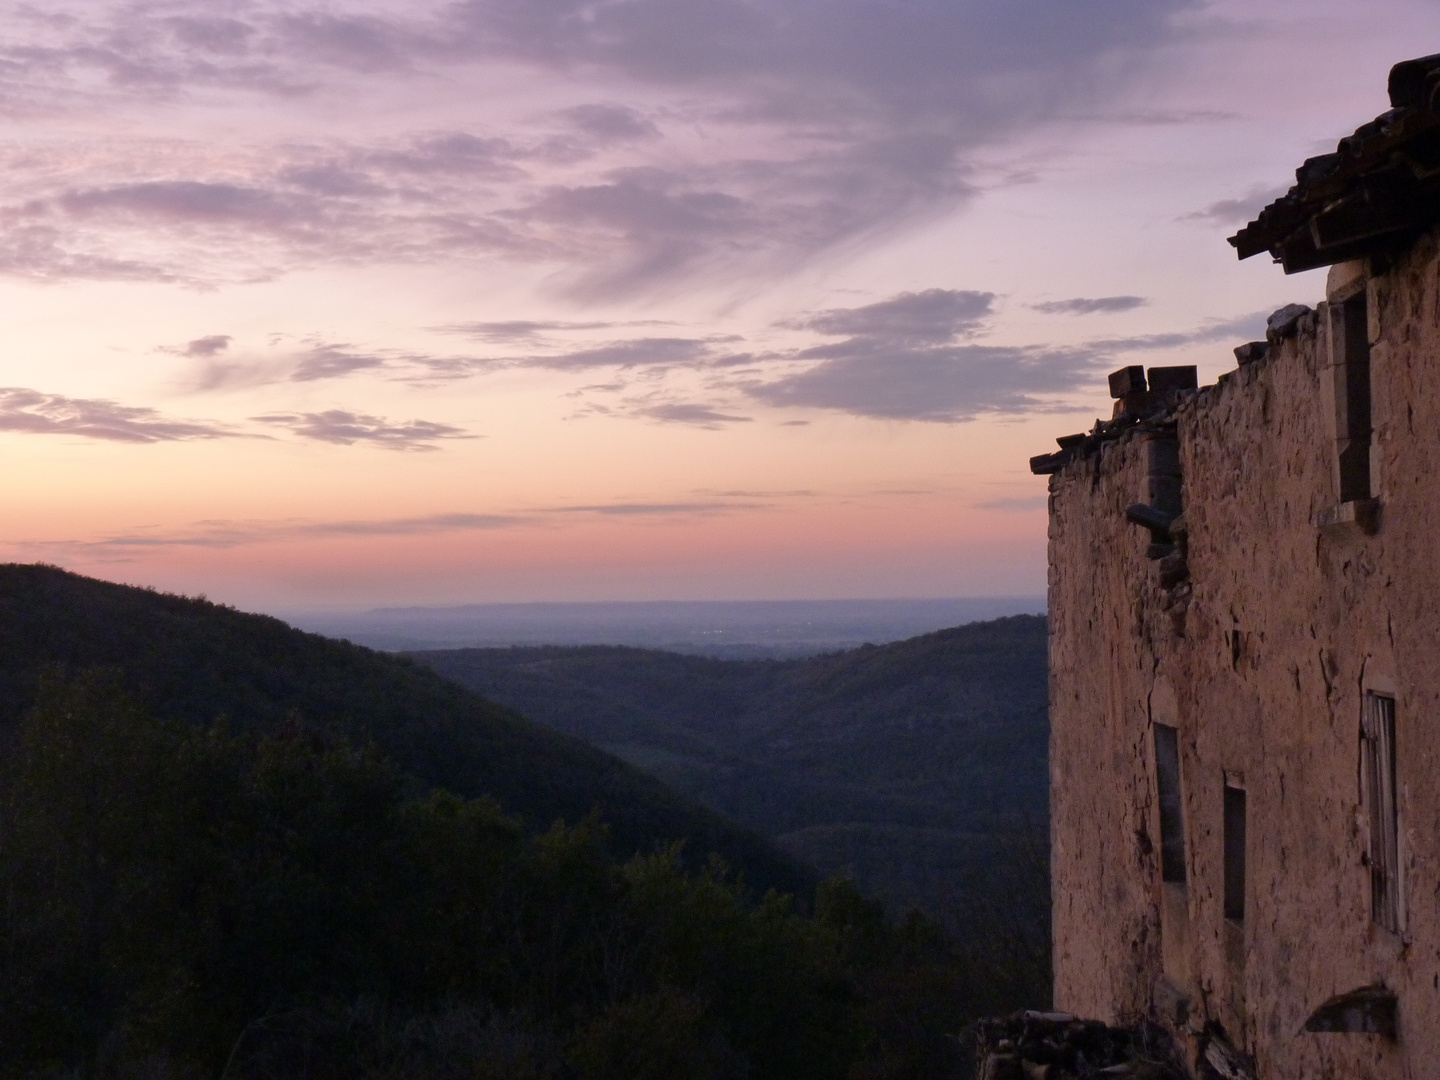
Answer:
[0, 388, 240, 443]
[977, 495, 1049, 512]
[420, 336, 742, 380]
[0, 0, 1205, 295]
[1032, 296, 1147, 315]
[251, 409, 476, 450]
[633, 403, 753, 427]
[564, 387, 759, 428]
[174, 330, 741, 393]
[1086, 311, 1269, 352]
[783, 289, 996, 343]
[747, 344, 1102, 423]
[180, 335, 232, 357]
[554, 501, 755, 516]
[435, 320, 661, 343]
[738, 291, 1262, 423]
[1180, 183, 1292, 227]
[1059, 109, 1236, 126]
[744, 287, 1096, 422]
[59, 180, 311, 230]
[0, 135, 543, 287]
[516, 337, 724, 371]
[30, 512, 530, 554]
[557, 104, 659, 142]
[432, 321, 642, 342]
[0, 385, 483, 451]
[181, 339, 494, 392]
[695, 488, 816, 498]
[171, 293, 1268, 431]
[10, 499, 765, 557]
[291, 346, 392, 382]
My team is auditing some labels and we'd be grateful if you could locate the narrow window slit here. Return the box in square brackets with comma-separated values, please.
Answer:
[1154, 724, 1186, 884]
[1334, 292, 1373, 502]
[1223, 784, 1247, 922]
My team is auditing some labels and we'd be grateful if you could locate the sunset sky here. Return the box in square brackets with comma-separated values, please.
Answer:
[0, 0, 1435, 612]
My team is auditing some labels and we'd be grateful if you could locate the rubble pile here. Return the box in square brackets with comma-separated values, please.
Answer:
[1028, 302, 1318, 480]
[974, 1010, 1188, 1080]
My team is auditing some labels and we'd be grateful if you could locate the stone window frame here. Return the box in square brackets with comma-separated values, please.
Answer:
[1319, 259, 1381, 533]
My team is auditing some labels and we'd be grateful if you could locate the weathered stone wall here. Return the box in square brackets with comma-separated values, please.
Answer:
[1048, 229, 1440, 1078]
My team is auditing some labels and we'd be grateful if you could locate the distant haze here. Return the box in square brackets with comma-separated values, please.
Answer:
[288, 597, 1046, 657]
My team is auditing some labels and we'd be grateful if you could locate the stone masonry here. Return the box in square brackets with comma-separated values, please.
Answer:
[1037, 54, 1440, 1080]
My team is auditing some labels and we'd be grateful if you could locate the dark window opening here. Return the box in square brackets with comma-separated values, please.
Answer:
[1155, 724, 1186, 884]
[1334, 292, 1373, 502]
[1223, 785, 1247, 922]
[1362, 692, 1400, 931]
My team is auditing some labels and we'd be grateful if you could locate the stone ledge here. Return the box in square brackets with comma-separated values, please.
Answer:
[1316, 498, 1381, 535]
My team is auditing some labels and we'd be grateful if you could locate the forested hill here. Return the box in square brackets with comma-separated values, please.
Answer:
[0, 564, 807, 895]
[416, 615, 1050, 924]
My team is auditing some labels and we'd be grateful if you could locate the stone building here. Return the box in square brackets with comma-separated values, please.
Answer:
[1031, 54, 1440, 1079]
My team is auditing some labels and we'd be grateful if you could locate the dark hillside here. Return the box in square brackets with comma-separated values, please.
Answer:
[0, 564, 808, 895]
[416, 615, 1049, 925]
[709, 616, 1049, 832]
[0, 677, 997, 1078]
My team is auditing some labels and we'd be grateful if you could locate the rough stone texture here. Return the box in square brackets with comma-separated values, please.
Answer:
[1047, 228, 1440, 1078]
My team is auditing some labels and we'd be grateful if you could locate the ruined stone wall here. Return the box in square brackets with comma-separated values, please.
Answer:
[1048, 229, 1440, 1078]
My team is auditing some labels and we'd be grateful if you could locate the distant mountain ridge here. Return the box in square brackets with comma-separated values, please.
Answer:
[414, 615, 1049, 924]
[291, 597, 1046, 655]
[0, 564, 810, 896]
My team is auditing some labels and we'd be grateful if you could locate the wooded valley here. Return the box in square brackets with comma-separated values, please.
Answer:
[0, 565, 1049, 1079]
[415, 616, 1049, 934]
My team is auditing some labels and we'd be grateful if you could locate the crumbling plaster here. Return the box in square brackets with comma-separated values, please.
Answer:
[1048, 231, 1440, 1078]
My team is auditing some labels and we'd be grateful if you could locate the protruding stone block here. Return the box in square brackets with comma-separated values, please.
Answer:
[1147, 366, 1198, 395]
[1266, 303, 1313, 343]
[1234, 341, 1269, 365]
[1108, 365, 1147, 398]
[1126, 503, 1176, 534]
[1119, 390, 1155, 417]
[1030, 449, 1074, 475]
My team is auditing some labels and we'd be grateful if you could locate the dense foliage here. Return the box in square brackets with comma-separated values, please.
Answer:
[0, 675, 1023, 1079]
[0, 564, 808, 897]
[415, 617, 1049, 931]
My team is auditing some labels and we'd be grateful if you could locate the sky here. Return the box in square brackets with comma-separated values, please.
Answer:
[0, 0, 1437, 612]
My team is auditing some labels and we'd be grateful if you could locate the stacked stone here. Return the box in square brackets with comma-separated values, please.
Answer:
[974, 1010, 1187, 1080]
[1028, 365, 1197, 477]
